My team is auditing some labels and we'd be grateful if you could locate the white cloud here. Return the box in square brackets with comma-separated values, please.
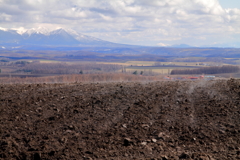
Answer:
[99, 14, 113, 21]
[0, 0, 239, 47]
[0, 13, 12, 21]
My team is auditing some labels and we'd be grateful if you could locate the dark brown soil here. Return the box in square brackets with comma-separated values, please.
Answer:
[0, 79, 240, 160]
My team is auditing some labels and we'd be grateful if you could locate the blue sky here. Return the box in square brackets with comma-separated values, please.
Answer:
[218, 0, 240, 9]
[0, 0, 240, 47]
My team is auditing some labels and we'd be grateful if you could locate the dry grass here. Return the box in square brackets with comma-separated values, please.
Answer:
[98, 61, 156, 66]
[0, 73, 165, 84]
[38, 60, 62, 63]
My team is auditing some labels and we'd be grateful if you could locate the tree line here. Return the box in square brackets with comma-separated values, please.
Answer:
[15, 62, 122, 74]
[171, 65, 240, 75]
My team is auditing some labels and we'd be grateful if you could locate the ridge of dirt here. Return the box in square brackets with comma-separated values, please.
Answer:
[0, 79, 240, 159]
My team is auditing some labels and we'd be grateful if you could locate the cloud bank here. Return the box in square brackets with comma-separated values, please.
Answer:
[0, 0, 240, 47]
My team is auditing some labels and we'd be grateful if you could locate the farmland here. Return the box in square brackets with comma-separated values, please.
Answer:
[0, 79, 240, 159]
[1, 51, 240, 159]
[1, 57, 240, 81]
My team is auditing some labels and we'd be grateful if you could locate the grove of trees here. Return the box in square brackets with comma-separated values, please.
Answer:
[15, 62, 122, 74]
[171, 65, 240, 75]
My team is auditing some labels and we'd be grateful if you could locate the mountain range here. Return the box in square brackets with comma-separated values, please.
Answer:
[1, 27, 199, 49]
[1, 27, 240, 50]
[1, 27, 240, 58]
[0, 27, 119, 48]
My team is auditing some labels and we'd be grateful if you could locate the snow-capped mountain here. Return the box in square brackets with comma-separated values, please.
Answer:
[0, 27, 114, 47]
[22, 27, 51, 36]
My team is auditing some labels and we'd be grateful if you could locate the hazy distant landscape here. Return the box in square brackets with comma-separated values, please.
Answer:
[0, 27, 240, 83]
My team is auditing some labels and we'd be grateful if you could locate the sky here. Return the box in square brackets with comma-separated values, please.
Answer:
[0, 0, 240, 47]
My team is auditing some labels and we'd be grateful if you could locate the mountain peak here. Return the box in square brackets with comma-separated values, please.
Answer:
[50, 28, 68, 35]
[23, 27, 50, 36]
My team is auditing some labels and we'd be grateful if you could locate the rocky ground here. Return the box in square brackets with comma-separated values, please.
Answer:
[0, 79, 240, 159]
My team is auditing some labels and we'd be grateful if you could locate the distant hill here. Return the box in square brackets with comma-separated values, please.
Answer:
[170, 44, 194, 48]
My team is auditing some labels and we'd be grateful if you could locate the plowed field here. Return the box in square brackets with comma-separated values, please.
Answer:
[0, 79, 240, 159]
